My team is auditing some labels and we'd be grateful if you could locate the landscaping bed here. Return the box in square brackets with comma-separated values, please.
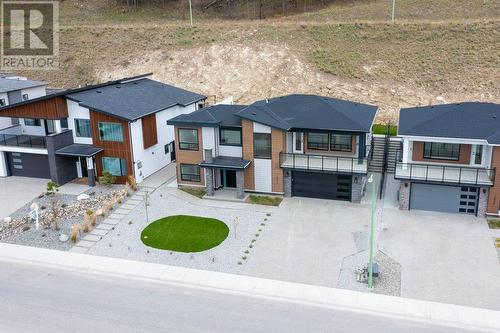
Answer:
[247, 195, 283, 207]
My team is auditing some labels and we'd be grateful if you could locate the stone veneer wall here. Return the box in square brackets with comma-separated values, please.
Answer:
[478, 187, 489, 217]
[398, 181, 411, 210]
[351, 175, 366, 203]
[283, 170, 292, 197]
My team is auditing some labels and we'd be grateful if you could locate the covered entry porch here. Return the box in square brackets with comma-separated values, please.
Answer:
[55, 144, 103, 187]
[200, 150, 251, 200]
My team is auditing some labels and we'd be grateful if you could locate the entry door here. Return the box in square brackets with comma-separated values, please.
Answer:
[80, 157, 88, 178]
[293, 132, 304, 153]
[169, 141, 176, 161]
[220, 170, 237, 188]
[472, 145, 483, 165]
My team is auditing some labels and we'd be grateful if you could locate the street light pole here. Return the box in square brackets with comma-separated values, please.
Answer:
[188, 0, 193, 26]
[391, 0, 396, 22]
[368, 174, 376, 290]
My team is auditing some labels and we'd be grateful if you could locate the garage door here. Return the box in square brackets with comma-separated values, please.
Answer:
[292, 171, 351, 201]
[6, 152, 51, 179]
[410, 183, 478, 215]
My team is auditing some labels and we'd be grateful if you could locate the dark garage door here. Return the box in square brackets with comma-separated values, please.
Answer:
[6, 152, 51, 179]
[292, 171, 351, 201]
[410, 183, 478, 215]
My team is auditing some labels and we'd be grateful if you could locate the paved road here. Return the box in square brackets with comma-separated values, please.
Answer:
[0, 262, 475, 333]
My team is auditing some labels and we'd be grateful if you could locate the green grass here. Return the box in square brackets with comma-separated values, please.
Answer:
[487, 220, 500, 229]
[372, 124, 398, 136]
[180, 187, 207, 199]
[141, 215, 229, 252]
[247, 195, 283, 206]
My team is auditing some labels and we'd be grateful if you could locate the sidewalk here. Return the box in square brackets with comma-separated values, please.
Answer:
[0, 243, 499, 333]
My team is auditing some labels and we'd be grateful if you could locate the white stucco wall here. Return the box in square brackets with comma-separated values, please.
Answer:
[0, 91, 11, 128]
[131, 103, 198, 183]
[21, 85, 46, 99]
[67, 100, 92, 145]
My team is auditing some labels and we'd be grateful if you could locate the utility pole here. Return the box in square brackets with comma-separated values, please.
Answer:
[188, 0, 193, 26]
[391, 0, 396, 22]
[368, 174, 376, 290]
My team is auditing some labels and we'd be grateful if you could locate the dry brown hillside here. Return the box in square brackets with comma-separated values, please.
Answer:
[16, 0, 500, 122]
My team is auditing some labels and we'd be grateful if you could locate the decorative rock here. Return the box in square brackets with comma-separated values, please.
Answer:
[59, 234, 69, 242]
[77, 194, 90, 201]
[3, 217, 12, 223]
[95, 209, 104, 216]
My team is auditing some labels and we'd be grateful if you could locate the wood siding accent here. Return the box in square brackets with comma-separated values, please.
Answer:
[90, 110, 133, 184]
[174, 126, 204, 186]
[271, 127, 285, 193]
[303, 133, 357, 156]
[487, 147, 500, 214]
[241, 119, 255, 191]
[412, 142, 471, 165]
[0, 96, 68, 119]
[142, 113, 158, 149]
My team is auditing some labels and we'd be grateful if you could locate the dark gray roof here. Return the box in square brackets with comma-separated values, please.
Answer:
[56, 144, 103, 157]
[235, 94, 378, 132]
[0, 78, 46, 93]
[399, 102, 500, 144]
[167, 104, 247, 127]
[66, 78, 205, 121]
[199, 156, 251, 170]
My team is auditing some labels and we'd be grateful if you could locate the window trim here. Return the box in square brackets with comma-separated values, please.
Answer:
[180, 163, 201, 182]
[423, 142, 461, 161]
[98, 122, 124, 142]
[253, 133, 272, 159]
[219, 126, 242, 147]
[101, 156, 127, 176]
[74, 118, 92, 138]
[24, 118, 41, 126]
[178, 128, 199, 151]
[306, 132, 329, 151]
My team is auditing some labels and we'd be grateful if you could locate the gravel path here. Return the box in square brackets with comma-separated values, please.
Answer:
[87, 186, 272, 274]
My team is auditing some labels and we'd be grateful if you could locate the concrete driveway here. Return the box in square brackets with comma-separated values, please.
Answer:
[0, 176, 48, 218]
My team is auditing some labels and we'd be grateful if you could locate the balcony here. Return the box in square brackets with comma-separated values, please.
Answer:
[280, 152, 368, 174]
[0, 126, 47, 148]
[395, 162, 495, 186]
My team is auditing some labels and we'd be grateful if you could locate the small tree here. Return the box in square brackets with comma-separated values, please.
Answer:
[99, 171, 117, 186]
[46, 181, 61, 230]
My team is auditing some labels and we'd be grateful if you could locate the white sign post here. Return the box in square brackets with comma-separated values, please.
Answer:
[29, 203, 39, 230]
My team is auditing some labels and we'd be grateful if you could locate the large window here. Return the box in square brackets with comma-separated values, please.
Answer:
[330, 134, 352, 152]
[74, 118, 91, 137]
[102, 157, 127, 176]
[98, 122, 124, 142]
[178, 128, 199, 150]
[254, 133, 272, 159]
[180, 164, 201, 182]
[307, 132, 329, 150]
[219, 127, 242, 146]
[24, 118, 40, 126]
[423, 142, 460, 161]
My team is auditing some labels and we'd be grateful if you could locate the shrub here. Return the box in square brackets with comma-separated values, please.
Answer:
[70, 224, 80, 243]
[46, 181, 60, 196]
[127, 175, 138, 191]
[82, 216, 90, 233]
[99, 171, 116, 186]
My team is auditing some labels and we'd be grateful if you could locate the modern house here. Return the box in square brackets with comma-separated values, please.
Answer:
[0, 75, 48, 129]
[396, 102, 500, 216]
[167, 95, 378, 202]
[0, 74, 206, 186]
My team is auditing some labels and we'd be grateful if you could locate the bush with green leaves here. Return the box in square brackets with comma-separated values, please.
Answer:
[99, 171, 117, 185]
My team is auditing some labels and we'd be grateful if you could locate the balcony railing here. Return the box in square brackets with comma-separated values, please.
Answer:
[395, 162, 495, 186]
[280, 152, 368, 174]
[0, 133, 47, 148]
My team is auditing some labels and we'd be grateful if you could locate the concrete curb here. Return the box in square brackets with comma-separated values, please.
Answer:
[0, 243, 498, 332]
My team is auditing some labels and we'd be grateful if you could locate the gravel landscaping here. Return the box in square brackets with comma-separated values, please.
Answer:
[0, 185, 123, 251]
[87, 186, 271, 274]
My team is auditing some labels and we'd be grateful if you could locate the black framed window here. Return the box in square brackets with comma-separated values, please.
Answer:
[178, 128, 199, 150]
[98, 122, 124, 142]
[423, 142, 460, 161]
[24, 118, 40, 126]
[60, 118, 69, 129]
[102, 157, 127, 176]
[74, 118, 91, 137]
[180, 164, 201, 182]
[307, 132, 329, 150]
[330, 134, 352, 152]
[220, 127, 242, 146]
[22, 94, 29, 101]
[254, 133, 272, 159]
[0, 99, 6, 106]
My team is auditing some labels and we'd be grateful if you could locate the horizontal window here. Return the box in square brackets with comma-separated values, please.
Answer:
[0, 99, 6, 106]
[102, 157, 127, 176]
[254, 133, 272, 159]
[220, 127, 242, 146]
[307, 133, 329, 150]
[74, 118, 91, 138]
[180, 164, 201, 182]
[178, 128, 199, 150]
[99, 122, 124, 142]
[423, 142, 460, 161]
[24, 118, 40, 126]
[330, 134, 352, 152]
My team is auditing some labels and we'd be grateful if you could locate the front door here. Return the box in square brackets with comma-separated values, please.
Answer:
[80, 157, 88, 178]
[220, 170, 237, 188]
[293, 132, 304, 154]
[473, 145, 483, 165]
[169, 141, 176, 161]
